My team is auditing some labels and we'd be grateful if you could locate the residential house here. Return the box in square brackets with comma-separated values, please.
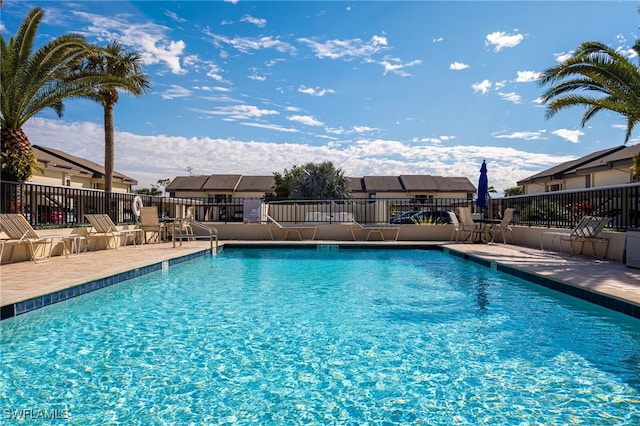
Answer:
[167, 174, 475, 200]
[517, 144, 640, 194]
[30, 145, 137, 193]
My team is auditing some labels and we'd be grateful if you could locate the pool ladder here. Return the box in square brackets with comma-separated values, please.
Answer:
[171, 218, 219, 255]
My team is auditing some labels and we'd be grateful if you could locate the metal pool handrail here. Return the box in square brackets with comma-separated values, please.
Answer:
[172, 218, 219, 254]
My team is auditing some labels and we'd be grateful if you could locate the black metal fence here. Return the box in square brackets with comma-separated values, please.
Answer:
[266, 197, 474, 224]
[489, 183, 640, 231]
[0, 180, 250, 228]
[1, 180, 638, 231]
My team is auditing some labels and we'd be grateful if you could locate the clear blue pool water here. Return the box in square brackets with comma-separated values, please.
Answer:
[1, 248, 639, 425]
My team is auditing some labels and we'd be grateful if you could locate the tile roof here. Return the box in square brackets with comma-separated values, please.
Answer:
[517, 146, 626, 185]
[33, 145, 137, 184]
[165, 175, 209, 191]
[202, 174, 242, 191]
[347, 177, 365, 192]
[167, 174, 477, 194]
[575, 144, 640, 174]
[235, 176, 275, 192]
[399, 175, 439, 191]
[362, 176, 404, 192]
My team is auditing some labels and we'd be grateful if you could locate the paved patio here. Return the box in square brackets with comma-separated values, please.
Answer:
[1, 240, 638, 319]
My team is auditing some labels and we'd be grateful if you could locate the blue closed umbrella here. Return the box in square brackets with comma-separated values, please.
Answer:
[476, 160, 488, 209]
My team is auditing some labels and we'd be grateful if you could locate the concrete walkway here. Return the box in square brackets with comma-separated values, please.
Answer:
[1, 240, 638, 319]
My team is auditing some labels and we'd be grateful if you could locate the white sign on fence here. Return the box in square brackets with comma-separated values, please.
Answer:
[243, 198, 262, 224]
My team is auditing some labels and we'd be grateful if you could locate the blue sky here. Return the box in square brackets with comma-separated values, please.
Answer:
[2, 1, 638, 193]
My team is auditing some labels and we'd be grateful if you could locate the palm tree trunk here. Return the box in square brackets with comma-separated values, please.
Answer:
[103, 101, 115, 193]
[1, 127, 34, 182]
[0, 128, 34, 215]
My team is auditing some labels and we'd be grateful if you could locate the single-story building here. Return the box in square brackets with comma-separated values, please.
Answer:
[167, 174, 476, 201]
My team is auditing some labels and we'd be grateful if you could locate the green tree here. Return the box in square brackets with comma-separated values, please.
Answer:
[134, 186, 162, 196]
[81, 40, 151, 192]
[633, 152, 640, 182]
[0, 7, 106, 182]
[156, 178, 171, 195]
[134, 178, 170, 196]
[273, 161, 351, 199]
[504, 186, 524, 197]
[539, 40, 640, 144]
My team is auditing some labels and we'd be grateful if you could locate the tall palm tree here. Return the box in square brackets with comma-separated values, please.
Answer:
[539, 40, 640, 144]
[0, 7, 107, 182]
[81, 41, 150, 192]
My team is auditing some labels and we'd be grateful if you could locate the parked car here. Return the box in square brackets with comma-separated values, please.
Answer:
[389, 211, 416, 224]
[392, 210, 452, 224]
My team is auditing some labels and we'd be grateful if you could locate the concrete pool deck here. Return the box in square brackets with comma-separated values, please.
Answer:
[1, 240, 639, 319]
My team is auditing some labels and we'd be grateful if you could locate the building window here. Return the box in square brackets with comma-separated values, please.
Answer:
[414, 195, 433, 205]
[585, 175, 591, 188]
[65, 177, 71, 187]
[546, 184, 562, 192]
[213, 194, 230, 203]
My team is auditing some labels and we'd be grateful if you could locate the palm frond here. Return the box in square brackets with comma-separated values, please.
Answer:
[539, 39, 640, 144]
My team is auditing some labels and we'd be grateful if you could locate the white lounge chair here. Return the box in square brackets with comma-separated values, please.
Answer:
[266, 215, 317, 240]
[85, 214, 142, 250]
[0, 213, 83, 263]
[350, 220, 400, 241]
[541, 216, 611, 258]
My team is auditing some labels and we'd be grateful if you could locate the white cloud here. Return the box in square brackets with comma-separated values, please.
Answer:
[207, 32, 296, 54]
[160, 85, 192, 99]
[552, 129, 584, 143]
[485, 31, 524, 52]
[494, 80, 507, 90]
[515, 71, 541, 82]
[352, 126, 376, 133]
[195, 86, 231, 92]
[432, 37, 444, 43]
[206, 63, 226, 82]
[378, 57, 422, 77]
[241, 15, 267, 28]
[499, 92, 521, 104]
[266, 58, 286, 67]
[297, 35, 389, 60]
[23, 119, 578, 193]
[164, 10, 186, 23]
[492, 131, 546, 140]
[472, 80, 491, 94]
[554, 51, 573, 62]
[288, 115, 324, 126]
[241, 122, 299, 133]
[72, 11, 187, 74]
[450, 62, 469, 70]
[193, 104, 279, 120]
[298, 86, 335, 96]
[371, 35, 388, 46]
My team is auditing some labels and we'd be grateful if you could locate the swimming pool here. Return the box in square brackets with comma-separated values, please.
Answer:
[1, 248, 639, 424]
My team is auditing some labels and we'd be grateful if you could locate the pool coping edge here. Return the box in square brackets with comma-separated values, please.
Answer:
[0, 249, 212, 320]
[443, 246, 640, 319]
